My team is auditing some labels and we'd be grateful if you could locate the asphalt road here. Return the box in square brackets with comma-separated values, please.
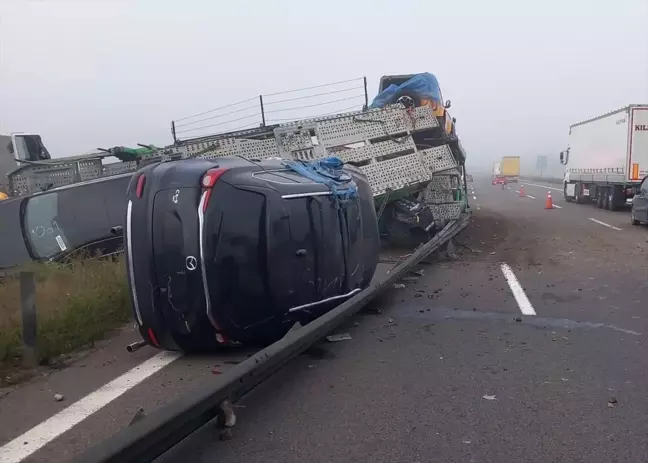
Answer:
[1, 175, 647, 462]
[159, 176, 648, 463]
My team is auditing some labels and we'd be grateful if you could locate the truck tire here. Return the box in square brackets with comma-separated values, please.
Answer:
[631, 209, 640, 225]
[609, 185, 624, 211]
[603, 187, 611, 210]
[596, 190, 605, 208]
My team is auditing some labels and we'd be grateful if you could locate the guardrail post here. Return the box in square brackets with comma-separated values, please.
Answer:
[20, 271, 38, 368]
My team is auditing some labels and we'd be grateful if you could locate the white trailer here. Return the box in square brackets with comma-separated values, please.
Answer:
[560, 104, 648, 210]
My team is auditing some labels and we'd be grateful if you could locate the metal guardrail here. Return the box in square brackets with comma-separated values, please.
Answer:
[74, 213, 471, 463]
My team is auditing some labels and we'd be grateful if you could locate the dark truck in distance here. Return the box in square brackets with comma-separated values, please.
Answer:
[125, 157, 380, 353]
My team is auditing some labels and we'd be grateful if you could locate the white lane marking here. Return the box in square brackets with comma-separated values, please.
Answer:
[472, 195, 477, 200]
[515, 190, 520, 193]
[0, 351, 181, 463]
[588, 217, 622, 231]
[552, 204, 563, 209]
[526, 194, 536, 199]
[521, 181, 563, 192]
[507, 186, 512, 190]
[500, 263, 536, 316]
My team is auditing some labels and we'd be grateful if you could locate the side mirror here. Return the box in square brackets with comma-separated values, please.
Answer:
[444, 100, 452, 109]
[559, 152, 564, 163]
[110, 226, 124, 237]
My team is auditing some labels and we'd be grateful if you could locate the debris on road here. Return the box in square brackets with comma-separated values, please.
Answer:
[212, 368, 222, 375]
[410, 269, 425, 276]
[326, 333, 352, 342]
[608, 397, 618, 408]
[482, 394, 497, 401]
[401, 276, 420, 282]
[393, 283, 406, 289]
[362, 306, 383, 315]
[54, 393, 64, 402]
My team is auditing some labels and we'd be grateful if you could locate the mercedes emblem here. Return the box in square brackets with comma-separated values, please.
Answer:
[185, 256, 197, 271]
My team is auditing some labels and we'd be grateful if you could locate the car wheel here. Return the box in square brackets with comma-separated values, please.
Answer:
[631, 209, 640, 225]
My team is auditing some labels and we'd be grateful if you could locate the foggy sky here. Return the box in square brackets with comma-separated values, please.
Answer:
[1, 0, 647, 173]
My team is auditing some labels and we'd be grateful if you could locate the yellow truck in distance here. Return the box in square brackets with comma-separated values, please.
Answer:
[501, 156, 520, 183]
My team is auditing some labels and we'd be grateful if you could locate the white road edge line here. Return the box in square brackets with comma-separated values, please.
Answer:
[521, 181, 563, 192]
[500, 263, 536, 316]
[472, 195, 477, 200]
[0, 351, 181, 463]
[526, 194, 536, 199]
[588, 217, 622, 231]
[552, 204, 563, 209]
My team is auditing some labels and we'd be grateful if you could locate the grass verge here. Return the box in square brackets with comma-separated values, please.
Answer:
[0, 256, 131, 380]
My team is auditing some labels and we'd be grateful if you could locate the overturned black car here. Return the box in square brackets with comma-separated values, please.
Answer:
[125, 157, 380, 353]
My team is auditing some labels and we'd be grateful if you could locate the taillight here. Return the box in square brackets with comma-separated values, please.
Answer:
[136, 175, 146, 198]
[202, 167, 228, 188]
[200, 167, 228, 212]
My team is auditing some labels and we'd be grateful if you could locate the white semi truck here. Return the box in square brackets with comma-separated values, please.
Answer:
[560, 104, 648, 210]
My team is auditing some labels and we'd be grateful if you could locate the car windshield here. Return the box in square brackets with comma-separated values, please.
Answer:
[23, 192, 72, 259]
[21, 177, 130, 260]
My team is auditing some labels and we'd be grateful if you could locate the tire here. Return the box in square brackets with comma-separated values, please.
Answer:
[392, 91, 421, 109]
[604, 187, 612, 210]
[609, 185, 624, 211]
[631, 209, 640, 225]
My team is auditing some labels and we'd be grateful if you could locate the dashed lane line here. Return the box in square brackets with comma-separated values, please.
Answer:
[526, 194, 536, 199]
[588, 217, 622, 231]
[552, 204, 563, 209]
[500, 263, 537, 316]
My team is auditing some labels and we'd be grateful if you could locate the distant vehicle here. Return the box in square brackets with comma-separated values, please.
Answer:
[0, 174, 130, 271]
[560, 105, 648, 210]
[466, 174, 474, 183]
[125, 157, 380, 353]
[500, 156, 520, 183]
[492, 176, 507, 185]
[631, 175, 648, 225]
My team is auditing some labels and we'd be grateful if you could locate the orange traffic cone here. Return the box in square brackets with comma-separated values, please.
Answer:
[545, 191, 553, 209]
[519, 185, 525, 197]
